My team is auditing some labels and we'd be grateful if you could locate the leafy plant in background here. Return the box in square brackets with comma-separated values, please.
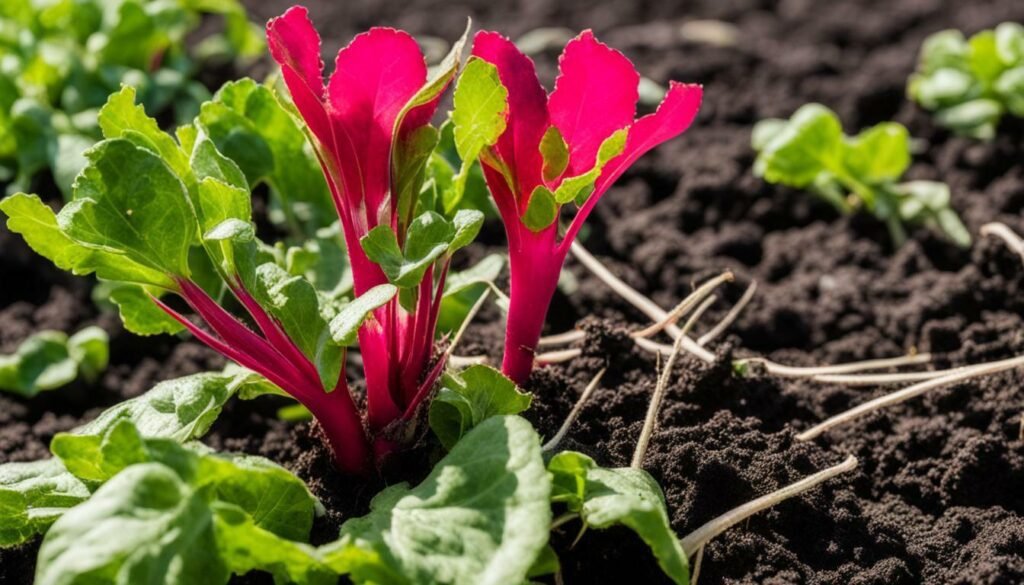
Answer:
[0, 325, 108, 397]
[451, 30, 703, 383]
[753, 103, 971, 248]
[908, 22, 1024, 140]
[0, 0, 263, 197]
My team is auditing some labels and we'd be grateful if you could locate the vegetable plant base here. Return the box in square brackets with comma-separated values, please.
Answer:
[4, 0, 1024, 583]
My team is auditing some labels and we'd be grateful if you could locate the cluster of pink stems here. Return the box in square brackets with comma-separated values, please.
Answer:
[153, 5, 702, 474]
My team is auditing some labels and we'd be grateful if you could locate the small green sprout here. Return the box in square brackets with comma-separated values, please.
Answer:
[908, 23, 1024, 139]
[753, 104, 971, 248]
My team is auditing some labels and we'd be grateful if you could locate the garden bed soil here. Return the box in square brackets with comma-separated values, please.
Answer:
[4, 0, 1024, 583]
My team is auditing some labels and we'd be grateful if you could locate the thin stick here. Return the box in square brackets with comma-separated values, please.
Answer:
[538, 329, 585, 347]
[680, 455, 858, 555]
[535, 347, 582, 364]
[812, 368, 973, 386]
[542, 368, 607, 452]
[631, 296, 717, 468]
[570, 241, 716, 364]
[797, 354, 1024, 441]
[981, 222, 1024, 264]
[441, 289, 491, 366]
[632, 273, 733, 339]
[690, 546, 705, 585]
[698, 281, 757, 346]
[738, 353, 933, 378]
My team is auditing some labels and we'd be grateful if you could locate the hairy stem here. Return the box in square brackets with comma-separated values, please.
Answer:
[680, 455, 858, 555]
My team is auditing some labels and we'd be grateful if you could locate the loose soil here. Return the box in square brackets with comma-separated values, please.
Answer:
[4, 0, 1024, 583]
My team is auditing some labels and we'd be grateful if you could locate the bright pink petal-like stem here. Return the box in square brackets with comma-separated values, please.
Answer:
[501, 228, 562, 384]
[154, 280, 370, 474]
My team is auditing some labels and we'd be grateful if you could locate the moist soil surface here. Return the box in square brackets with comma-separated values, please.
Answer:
[4, 0, 1024, 583]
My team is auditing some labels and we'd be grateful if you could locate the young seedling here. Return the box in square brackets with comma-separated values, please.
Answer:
[452, 30, 703, 384]
[909, 23, 1024, 139]
[753, 104, 971, 247]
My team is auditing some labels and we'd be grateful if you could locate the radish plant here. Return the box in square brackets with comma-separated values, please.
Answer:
[1, 1, 485, 474]
[753, 103, 970, 247]
[451, 30, 703, 383]
[909, 23, 1024, 139]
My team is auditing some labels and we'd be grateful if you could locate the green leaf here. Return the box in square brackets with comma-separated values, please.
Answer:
[843, 123, 910, 183]
[97, 85, 191, 183]
[0, 326, 109, 397]
[449, 209, 485, 251]
[67, 326, 109, 383]
[191, 138, 248, 191]
[522, 185, 558, 232]
[552, 128, 629, 205]
[108, 284, 185, 335]
[361, 212, 455, 288]
[212, 502, 334, 585]
[249, 263, 341, 388]
[35, 463, 230, 585]
[321, 416, 551, 585]
[0, 459, 89, 547]
[753, 103, 843, 187]
[449, 57, 509, 210]
[894, 181, 971, 248]
[328, 284, 398, 346]
[548, 451, 689, 585]
[199, 79, 333, 235]
[0, 192, 173, 288]
[62, 370, 252, 444]
[934, 98, 1003, 139]
[438, 254, 505, 334]
[60, 139, 197, 278]
[540, 126, 570, 182]
[429, 365, 532, 450]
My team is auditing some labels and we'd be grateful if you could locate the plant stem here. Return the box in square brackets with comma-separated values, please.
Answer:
[502, 236, 564, 384]
[797, 353, 1024, 441]
[679, 455, 858, 555]
[570, 241, 715, 364]
[542, 368, 607, 452]
[632, 296, 716, 468]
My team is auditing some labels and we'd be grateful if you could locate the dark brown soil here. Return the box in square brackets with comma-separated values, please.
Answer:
[5, 0, 1024, 584]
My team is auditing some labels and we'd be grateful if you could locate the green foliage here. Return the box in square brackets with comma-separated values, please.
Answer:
[448, 58, 509, 212]
[361, 210, 485, 289]
[321, 415, 552, 585]
[753, 104, 970, 247]
[0, 0, 263, 196]
[0, 368, 277, 548]
[549, 451, 689, 585]
[437, 253, 505, 334]
[429, 365, 532, 449]
[198, 79, 333, 237]
[908, 23, 1024, 139]
[0, 326, 108, 396]
[0, 459, 89, 547]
